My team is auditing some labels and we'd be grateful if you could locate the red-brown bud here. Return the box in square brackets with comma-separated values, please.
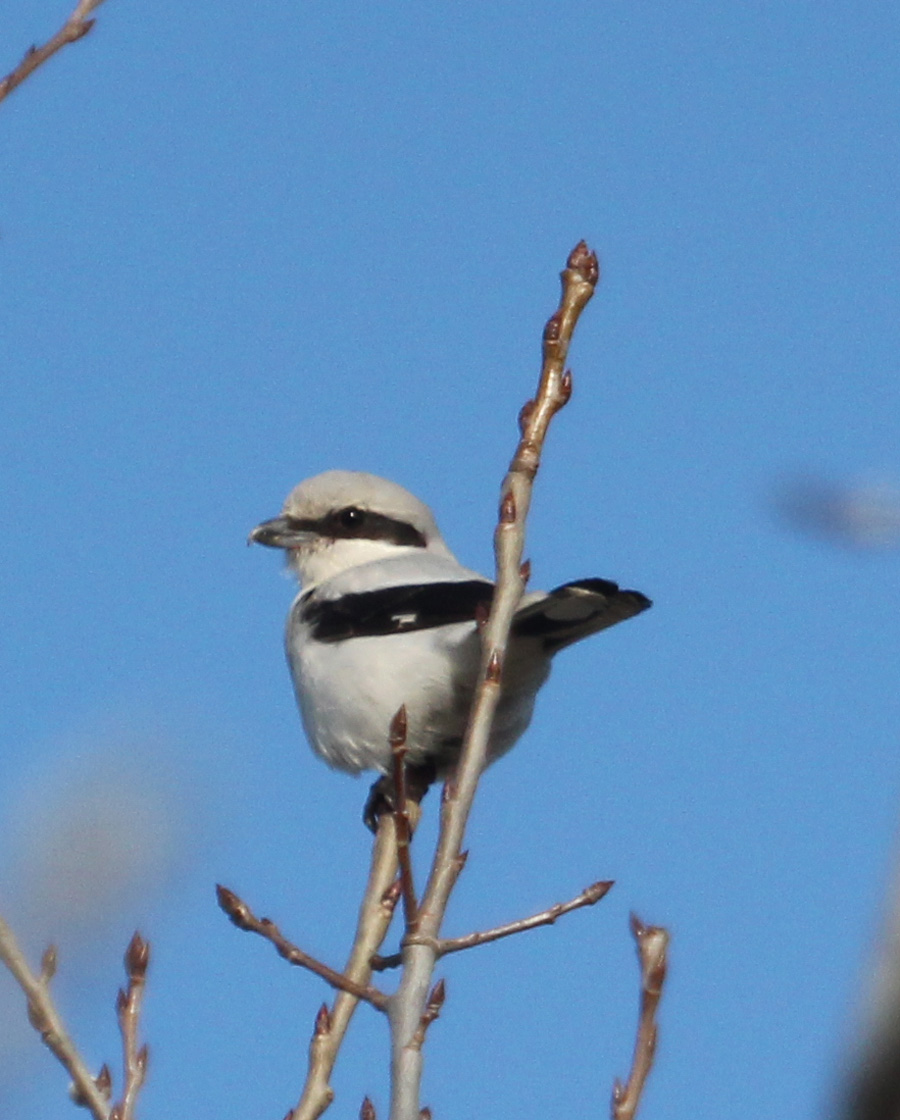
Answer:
[427, 978, 446, 1010]
[543, 310, 562, 343]
[95, 1064, 112, 1099]
[360, 1096, 377, 1120]
[486, 649, 502, 684]
[567, 240, 600, 285]
[519, 559, 531, 585]
[500, 490, 516, 524]
[389, 705, 408, 750]
[125, 932, 149, 980]
[216, 884, 254, 930]
[518, 398, 535, 434]
[559, 368, 573, 404]
[315, 1003, 332, 1036]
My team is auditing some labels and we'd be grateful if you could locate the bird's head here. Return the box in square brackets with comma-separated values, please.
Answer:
[249, 470, 454, 587]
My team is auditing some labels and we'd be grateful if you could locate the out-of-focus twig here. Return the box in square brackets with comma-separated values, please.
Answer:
[216, 884, 389, 1012]
[836, 848, 900, 1120]
[113, 932, 149, 1120]
[371, 879, 613, 970]
[0, 912, 111, 1119]
[292, 815, 406, 1120]
[387, 242, 600, 1120]
[611, 914, 669, 1120]
[0, 0, 108, 105]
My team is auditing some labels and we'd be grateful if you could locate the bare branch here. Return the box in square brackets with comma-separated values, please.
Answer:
[292, 815, 406, 1120]
[387, 242, 599, 1120]
[0, 0, 108, 106]
[113, 932, 150, 1120]
[390, 705, 419, 932]
[217, 884, 390, 1012]
[611, 914, 670, 1120]
[371, 880, 613, 971]
[0, 912, 111, 1119]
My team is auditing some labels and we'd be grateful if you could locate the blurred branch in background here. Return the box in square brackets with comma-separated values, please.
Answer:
[0, 0, 109, 106]
[775, 474, 900, 552]
[837, 848, 900, 1120]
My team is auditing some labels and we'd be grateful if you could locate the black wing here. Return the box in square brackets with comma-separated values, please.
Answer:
[300, 580, 494, 642]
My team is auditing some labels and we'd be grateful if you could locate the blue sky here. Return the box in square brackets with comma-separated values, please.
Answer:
[2, 2, 899, 1117]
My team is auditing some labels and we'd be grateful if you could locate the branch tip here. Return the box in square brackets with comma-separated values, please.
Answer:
[125, 931, 149, 980]
[216, 883, 253, 930]
[389, 705, 408, 748]
[95, 1064, 113, 1099]
[566, 240, 600, 285]
[360, 1096, 377, 1120]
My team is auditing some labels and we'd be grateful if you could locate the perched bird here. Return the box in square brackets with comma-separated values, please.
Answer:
[250, 470, 650, 824]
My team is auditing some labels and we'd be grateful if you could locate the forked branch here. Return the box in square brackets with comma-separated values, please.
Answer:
[0, 912, 152, 1120]
[291, 814, 405, 1120]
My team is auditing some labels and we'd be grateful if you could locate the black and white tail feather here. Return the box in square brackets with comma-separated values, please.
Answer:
[251, 470, 650, 821]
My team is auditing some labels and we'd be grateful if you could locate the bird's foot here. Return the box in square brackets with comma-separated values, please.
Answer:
[363, 760, 437, 833]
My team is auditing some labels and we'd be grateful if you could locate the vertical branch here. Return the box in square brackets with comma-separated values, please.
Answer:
[611, 915, 669, 1120]
[0, 913, 111, 1120]
[113, 933, 150, 1120]
[292, 815, 403, 1120]
[387, 243, 600, 1120]
[390, 705, 420, 932]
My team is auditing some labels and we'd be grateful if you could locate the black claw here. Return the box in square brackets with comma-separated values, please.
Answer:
[362, 762, 438, 833]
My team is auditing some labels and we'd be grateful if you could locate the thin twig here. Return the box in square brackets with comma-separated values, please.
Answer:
[292, 814, 406, 1120]
[113, 932, 150, 1120]
[0, 0, 107, 105]
[216, 885, 389, 1012]
[390, 705, 419, 932]
[387, 242, 600, 1120]
[371, 880, 613, 971]
[611, 914, 669, 1120]
[0, 912, 111, 1119]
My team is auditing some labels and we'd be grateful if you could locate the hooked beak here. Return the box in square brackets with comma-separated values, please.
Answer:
[248, 515, 311, 549]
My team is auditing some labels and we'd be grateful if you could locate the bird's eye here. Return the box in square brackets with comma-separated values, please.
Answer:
[338, 507, 365, 529]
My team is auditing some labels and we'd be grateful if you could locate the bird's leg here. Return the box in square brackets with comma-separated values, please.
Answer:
[362, 761, 437, 833]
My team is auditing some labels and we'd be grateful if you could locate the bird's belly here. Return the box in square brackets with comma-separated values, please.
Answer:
[288, 624, 549, 776]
